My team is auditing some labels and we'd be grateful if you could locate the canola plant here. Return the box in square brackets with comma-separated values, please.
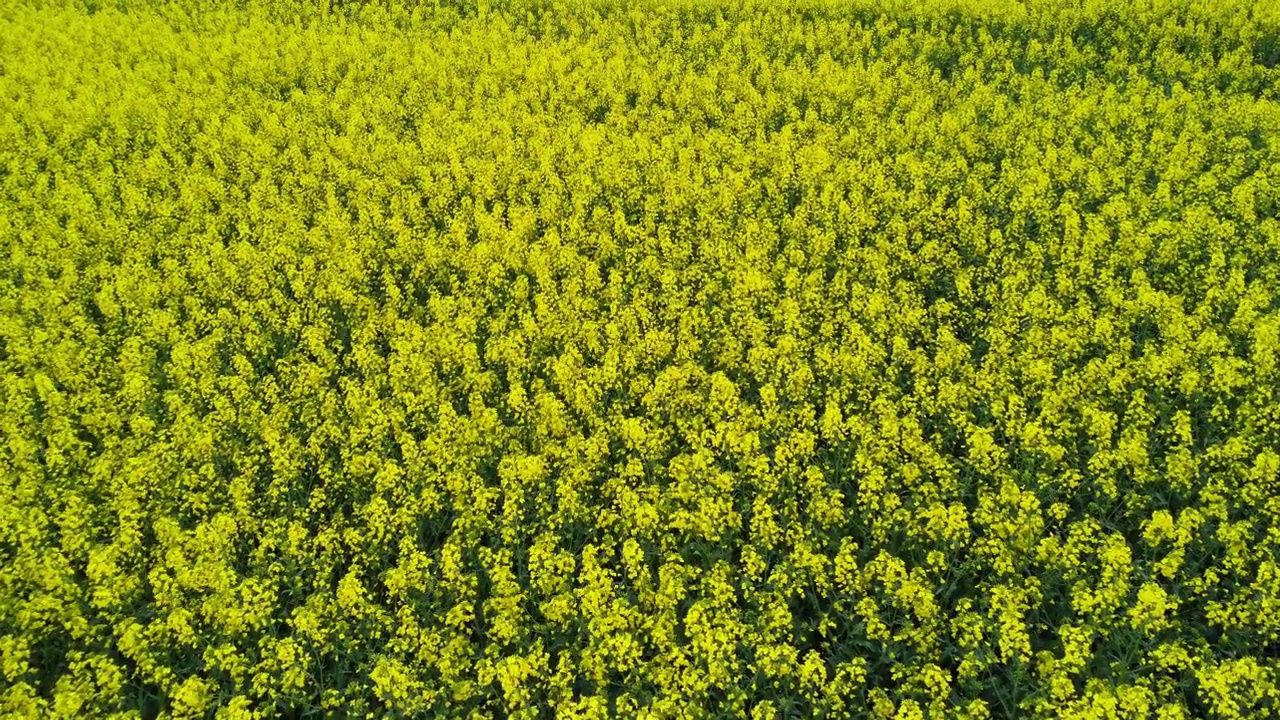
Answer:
[2, 0, 1279, 717]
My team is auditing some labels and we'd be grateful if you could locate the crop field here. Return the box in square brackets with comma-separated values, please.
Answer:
[2, 0, 1280, 717]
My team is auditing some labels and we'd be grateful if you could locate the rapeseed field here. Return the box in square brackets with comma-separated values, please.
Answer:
[2, 0, 1279, 717]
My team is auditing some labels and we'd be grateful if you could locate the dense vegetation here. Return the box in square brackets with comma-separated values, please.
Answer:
[3, 0, 1280, 717]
